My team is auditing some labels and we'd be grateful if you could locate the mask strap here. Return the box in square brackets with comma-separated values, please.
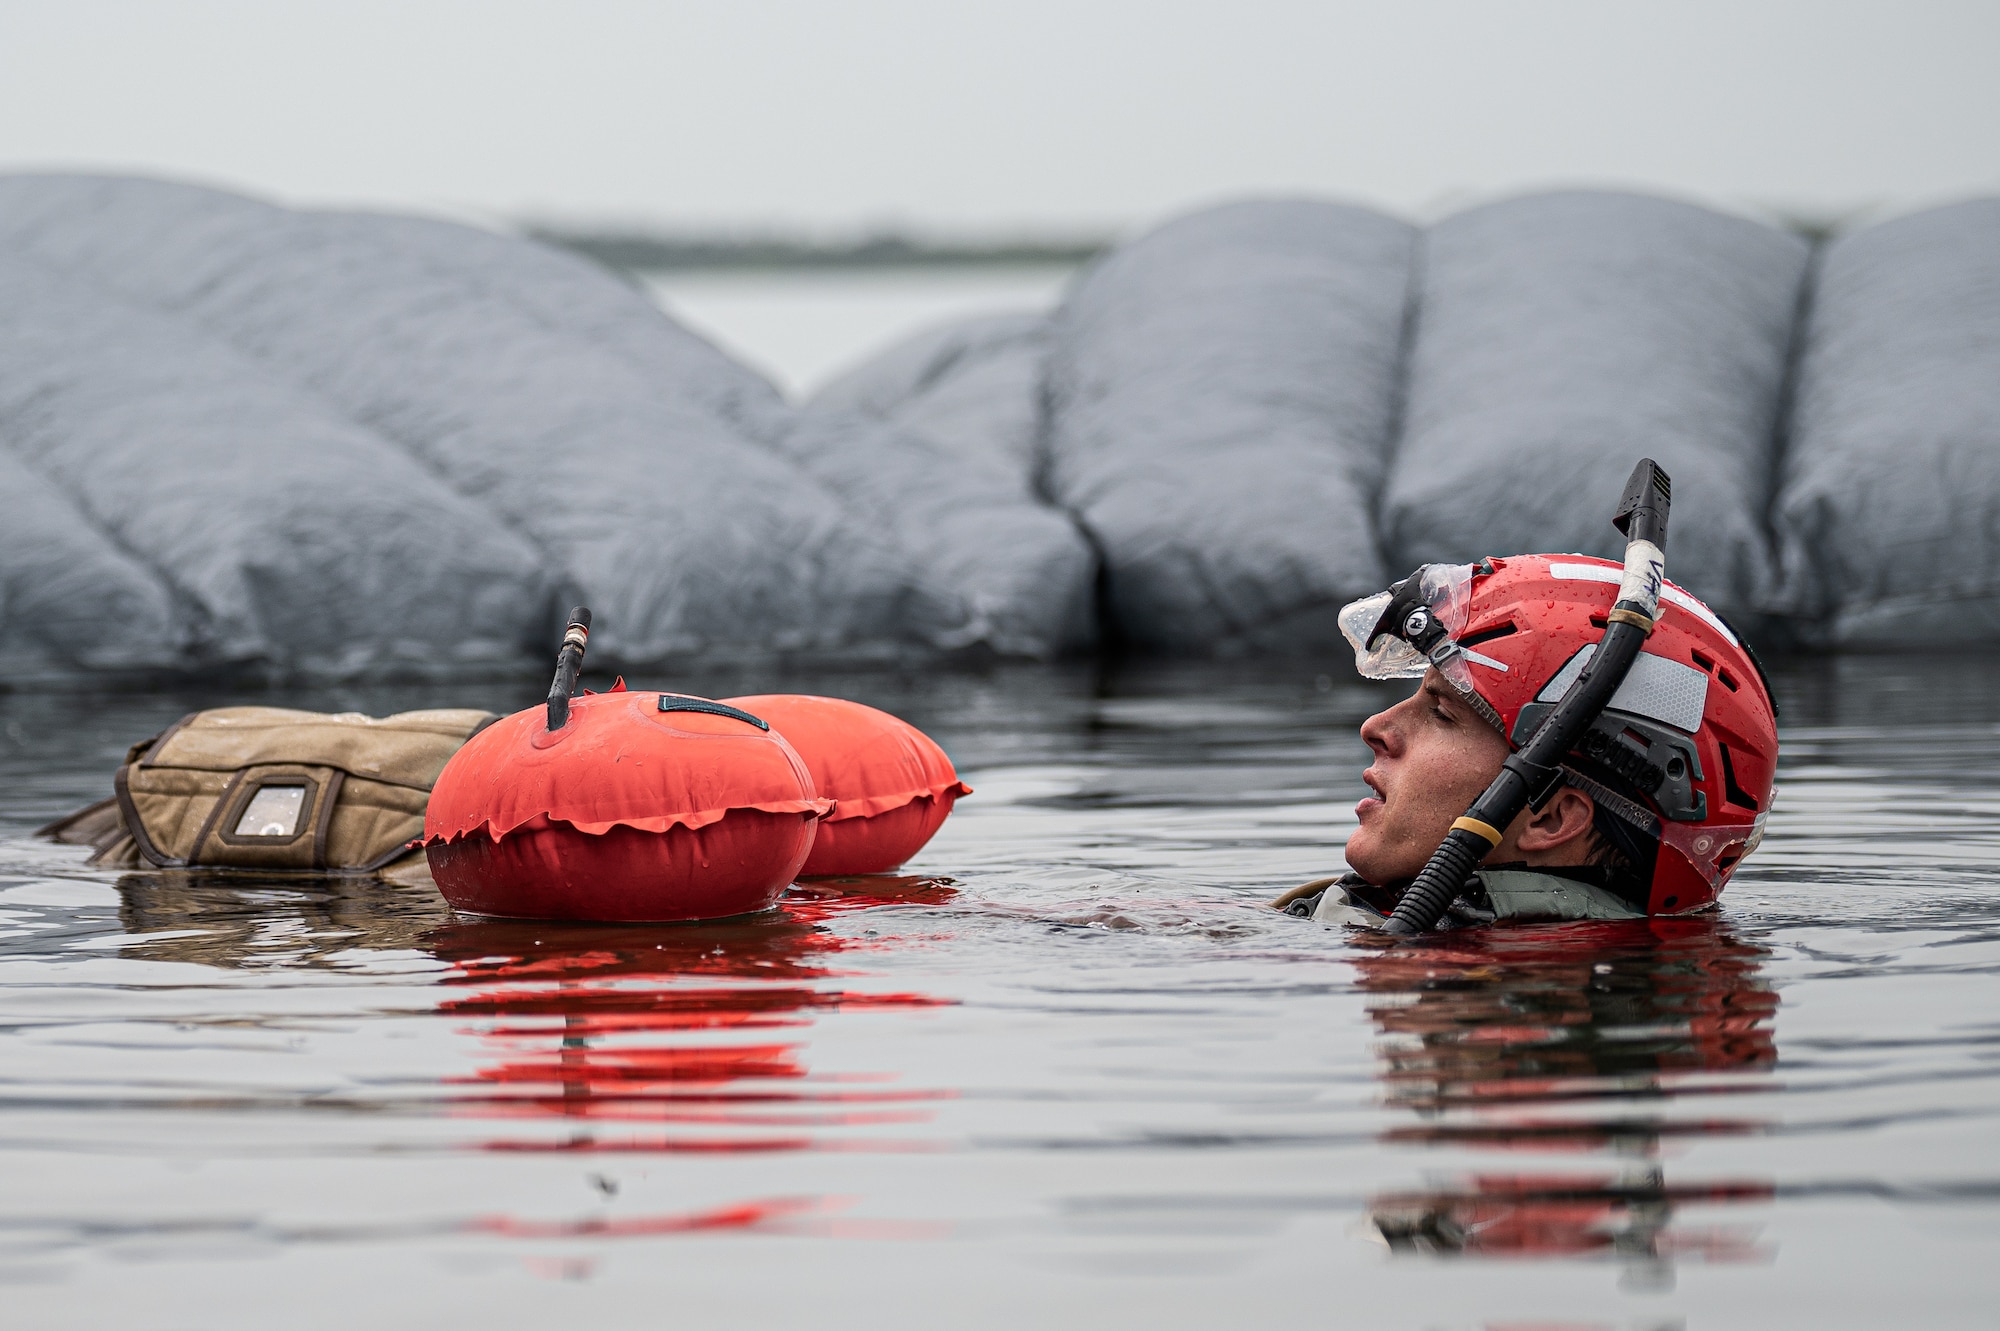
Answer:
[1452, 677, 1508, 738]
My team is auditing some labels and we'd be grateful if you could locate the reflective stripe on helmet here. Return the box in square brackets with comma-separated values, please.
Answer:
[1535, 643, 1710, 735]
[1545, 562, 1738, 645]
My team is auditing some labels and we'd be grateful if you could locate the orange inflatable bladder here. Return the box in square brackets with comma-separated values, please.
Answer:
[424, 691, 830, 922]
[725, 694, 971, 876]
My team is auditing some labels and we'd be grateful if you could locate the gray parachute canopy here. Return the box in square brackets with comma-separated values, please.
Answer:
[812, 310, 1054, 490]
[0, 248, 546, 678]
[0, 174, 945, 667]
[1382, 191, 1808, 621]
[1045, 198, 1414, 654]
[805, 311, 1095, 658]
[1773, 199, 2000, 645]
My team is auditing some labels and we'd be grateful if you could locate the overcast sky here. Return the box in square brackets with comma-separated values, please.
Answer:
[1, 0, 1994, 235]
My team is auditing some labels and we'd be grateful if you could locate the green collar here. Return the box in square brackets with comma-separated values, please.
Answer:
[1307, 865, 1647, 927]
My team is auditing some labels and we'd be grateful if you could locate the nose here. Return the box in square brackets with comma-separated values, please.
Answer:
[1359, 695, 1408, 758]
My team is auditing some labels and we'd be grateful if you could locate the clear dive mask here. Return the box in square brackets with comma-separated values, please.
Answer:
[1338, 563, 1502, 725]
[1338, 563, 1479, 678]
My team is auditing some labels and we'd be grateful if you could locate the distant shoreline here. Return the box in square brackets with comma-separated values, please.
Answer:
[531, 210, 1849, 275]
[528, 228, 1107, 273]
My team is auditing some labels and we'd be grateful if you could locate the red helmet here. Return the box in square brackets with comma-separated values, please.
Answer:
[1339, 554, 1778, 915]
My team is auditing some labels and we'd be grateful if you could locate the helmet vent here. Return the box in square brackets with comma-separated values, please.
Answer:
[1457, 621, 1519, 649]
[1719, 743, 1760, 811]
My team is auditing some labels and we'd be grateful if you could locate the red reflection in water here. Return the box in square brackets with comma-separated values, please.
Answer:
[469, 1195, 824, 1238]
[469, 1194, 950, 1244]
[424, 876, 958, 1154]
[1355, 917, 1777, 1270]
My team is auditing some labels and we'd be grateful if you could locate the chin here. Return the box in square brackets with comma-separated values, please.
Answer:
[1346, 832, 1427, 886]
[1343, 831, 1383, 883]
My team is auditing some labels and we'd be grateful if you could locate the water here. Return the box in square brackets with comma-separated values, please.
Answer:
[638, 264, 1075, 397]
[1, 657, 1996, 1329]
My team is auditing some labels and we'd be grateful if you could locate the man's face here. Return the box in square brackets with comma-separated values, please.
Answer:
[1345, 669, 1510, 885]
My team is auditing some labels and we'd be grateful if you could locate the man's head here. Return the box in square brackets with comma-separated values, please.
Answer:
[1345, 668, 1605, 885]
[1335, 554, 1779, 912]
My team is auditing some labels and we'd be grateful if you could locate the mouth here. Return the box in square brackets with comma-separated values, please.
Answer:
[1356, 768, 1385, 821]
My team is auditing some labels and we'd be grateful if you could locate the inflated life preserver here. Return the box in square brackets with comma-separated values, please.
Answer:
[423, 689, 830, 922]
[726, 694, 970, 876]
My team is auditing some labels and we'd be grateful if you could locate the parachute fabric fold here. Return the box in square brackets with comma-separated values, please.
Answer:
[325, 212, 795, 447]
[0, 248, 545, 676]
[0, 174, 939, 667]
[812, 310, 1053, 486]
[1773, 200, 2000, 644]
[774, 410, 1095, 659]
[1383, 191, 1806, 618]
[1045, 199, 1413, 653]
[0, 449, 183, 677]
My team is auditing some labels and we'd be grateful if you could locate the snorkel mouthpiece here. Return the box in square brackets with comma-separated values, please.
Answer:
[1382, 458, 1674, 937]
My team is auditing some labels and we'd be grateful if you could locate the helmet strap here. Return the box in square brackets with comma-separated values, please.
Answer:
[1560, 763, 1661, 838]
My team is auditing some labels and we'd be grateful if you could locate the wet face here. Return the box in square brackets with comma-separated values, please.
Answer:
[1345, 670, 1512, 885]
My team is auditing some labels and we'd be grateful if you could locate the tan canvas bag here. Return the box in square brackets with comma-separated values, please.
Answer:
[43, 706, 495, 872]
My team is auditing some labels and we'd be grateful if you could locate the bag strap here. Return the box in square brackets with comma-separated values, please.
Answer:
[656, 695, 769, 730]
[114, 762, 185, 868]
[311, 770, 346, 870]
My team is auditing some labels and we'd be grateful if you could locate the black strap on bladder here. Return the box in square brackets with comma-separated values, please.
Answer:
[656, 695, 769, 730]
[1383, 458, 1674, 937]
[545, 606, 592, 731]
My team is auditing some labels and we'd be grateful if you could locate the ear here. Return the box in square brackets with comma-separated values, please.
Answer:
[1515, 786, 1597, 854]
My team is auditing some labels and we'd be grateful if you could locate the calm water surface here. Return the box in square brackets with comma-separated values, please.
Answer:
[1, 659, 1996, 1329]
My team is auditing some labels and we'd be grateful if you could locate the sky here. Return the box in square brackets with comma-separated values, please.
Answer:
[1, 0, 1995, 236]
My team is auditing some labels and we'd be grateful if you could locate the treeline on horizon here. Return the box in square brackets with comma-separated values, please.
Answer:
[527, 227, 1108, 272]
[528, 207, 1852, 274]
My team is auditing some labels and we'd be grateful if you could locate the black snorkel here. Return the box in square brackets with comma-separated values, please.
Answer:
[1382, 458, 1673, 937]
[545, 605, 592, 731]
